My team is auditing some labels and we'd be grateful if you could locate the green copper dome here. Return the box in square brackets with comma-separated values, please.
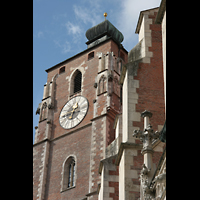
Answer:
[85, 20, 124, 44]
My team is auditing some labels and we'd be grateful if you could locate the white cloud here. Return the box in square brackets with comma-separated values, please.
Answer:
[65, 22, 82, 35]
[73, 4, 101, 27]
[69, 0, 161, 51]
[54, 0, 161, 53]
[116, 0, 161, 51]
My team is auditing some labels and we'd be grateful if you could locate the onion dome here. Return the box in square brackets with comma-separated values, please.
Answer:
[85, 18, 124, 48]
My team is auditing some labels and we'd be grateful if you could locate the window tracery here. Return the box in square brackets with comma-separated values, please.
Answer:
[40, 102, 47, 121]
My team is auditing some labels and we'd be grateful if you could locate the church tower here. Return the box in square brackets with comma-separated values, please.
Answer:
[33, 14, 128, 200]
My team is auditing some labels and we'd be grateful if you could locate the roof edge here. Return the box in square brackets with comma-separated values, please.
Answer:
[45, 38, 128, 73]
[155, 0, 166, 24]
[135, 7, 159, 34]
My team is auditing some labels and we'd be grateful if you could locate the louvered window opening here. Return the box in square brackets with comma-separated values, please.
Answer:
[74, 71, 82, 93]
[67, 159, 75, 188]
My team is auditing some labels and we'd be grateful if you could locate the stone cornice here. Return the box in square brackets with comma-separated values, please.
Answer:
[33, 138, 50, 147]
[115, 142, 143, 166]
[33, 122, 92, 146]
[98, 142, 143, 173]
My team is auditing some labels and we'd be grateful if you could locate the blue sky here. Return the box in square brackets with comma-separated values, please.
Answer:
[33, 0, 161, 142]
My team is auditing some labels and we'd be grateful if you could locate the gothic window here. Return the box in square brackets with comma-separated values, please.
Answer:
[73, 70, 82, 94]
[59, 66, 65, 74]
[98, 75, 106, 95]
[61, 156, 76, 191]
[88, 51, 94, 60]
[40, 102, 47, 121]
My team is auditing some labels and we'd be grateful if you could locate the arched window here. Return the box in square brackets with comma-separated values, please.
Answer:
[98, 75, 106, 95]
[61, 156, 76, 191]
[59, 66, 65, 74]
[88, 51, 94, 60]
[73, 70, 82, 93]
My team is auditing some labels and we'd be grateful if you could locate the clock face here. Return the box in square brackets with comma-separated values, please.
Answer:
[59, 96, 89, 129]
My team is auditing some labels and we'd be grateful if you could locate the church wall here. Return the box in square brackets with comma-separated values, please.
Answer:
[98, 155, 119, 200]
[33, 38, 127, 200]
[33, 142, 44, 200]
[87, 41, 127, 200]
[44, 125, 92, 200]
[33, 140, 50, 200]
[119, 150, 125, 200]
[44, 40, 123, 141]
[89, 117, 105, 198]
[122, 65, 141, 144]
[34, 5, 166, 200]
[133, 10, 165, 131]
[119, 148, 142, 200]
[118, 9, 165, 200]
[162, 11, 166, 115]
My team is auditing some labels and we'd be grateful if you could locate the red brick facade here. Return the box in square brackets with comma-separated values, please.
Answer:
[133, 11, 165, 131]
[124, 10, 165, 199]
[33, 8, 165, 200]
[33, 38, 128, 200]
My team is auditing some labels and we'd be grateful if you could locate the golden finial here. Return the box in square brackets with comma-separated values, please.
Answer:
[104, 12, 107, 20]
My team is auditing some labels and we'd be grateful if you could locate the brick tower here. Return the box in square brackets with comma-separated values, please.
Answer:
[33, 16, 128, 200]
[33, 6, 166, 200]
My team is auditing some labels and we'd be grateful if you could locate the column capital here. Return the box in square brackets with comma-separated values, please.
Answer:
[141, 110, 152, 118]
[141, 147, 154, 155]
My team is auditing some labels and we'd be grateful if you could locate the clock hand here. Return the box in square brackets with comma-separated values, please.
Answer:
[69, 103, 79, 119]
[73, 102, 78, 109]
[61, 110, 74, 118]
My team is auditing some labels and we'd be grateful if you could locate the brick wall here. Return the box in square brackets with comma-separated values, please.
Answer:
[33, 38, 128, 200]
[33, 141, 50, 200]
[108, 159, 119, 200]
[33, 143, 44, 200]
[132, 11, 165, 199]
[45, 125, 92, 200]
[133, 11, 165, 131]
[117, 9, 165, 200]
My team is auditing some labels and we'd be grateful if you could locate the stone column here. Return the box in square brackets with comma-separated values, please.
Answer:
[141, 110, 153, 177]
[133, 110, 160, 200]
[141, 110, 152, 130]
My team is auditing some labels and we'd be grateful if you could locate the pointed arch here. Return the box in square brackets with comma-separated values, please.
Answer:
[98, 75, 106, 95]
[73, 70, 82, 93]
[59, 66, 65, 74]
[70, 69, 82, 96]
[39, 102, 47, 121]
[117, 58, 123, 74]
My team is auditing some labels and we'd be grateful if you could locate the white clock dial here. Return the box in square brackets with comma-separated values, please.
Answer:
[59, 96, 89, 129]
